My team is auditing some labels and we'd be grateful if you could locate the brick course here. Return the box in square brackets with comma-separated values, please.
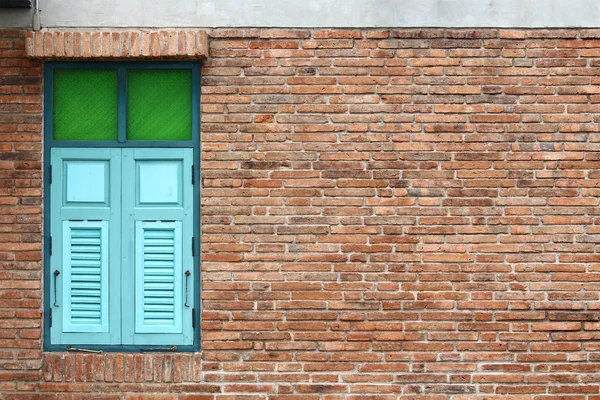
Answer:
[3, 27, 600, 398]
[25, 29, 209, 60]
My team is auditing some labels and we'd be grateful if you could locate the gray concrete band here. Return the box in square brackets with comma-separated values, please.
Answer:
[1, 0, 599, 29]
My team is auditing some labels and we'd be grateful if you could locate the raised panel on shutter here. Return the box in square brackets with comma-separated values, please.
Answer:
[121, 148, 194, 346]
[50, 148, 122, 346]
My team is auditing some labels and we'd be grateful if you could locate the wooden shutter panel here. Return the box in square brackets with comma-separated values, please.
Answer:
[50, 148, 122, 345]
[50, 148, 195, 347]
[121, 148, 194, 346]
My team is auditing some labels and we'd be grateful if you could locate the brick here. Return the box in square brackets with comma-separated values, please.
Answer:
[4, 26, 600, 399]
[25, 29, 208, 59]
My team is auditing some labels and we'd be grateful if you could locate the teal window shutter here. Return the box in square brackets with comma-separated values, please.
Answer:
[121, 148, 194, 346]
[50, 148, 122, 345]
[51, 148, 194, 347]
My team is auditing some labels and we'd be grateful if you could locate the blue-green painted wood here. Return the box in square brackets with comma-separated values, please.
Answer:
[44, 61, 200, 352]
[62, 221, 109, 333]
[50, 148, 122, 345]
[117, 68, 127, 143]
[134, 221, 182, 335]
[192, 62, 201, 349]
[122, 148, 194, 345]
[50, 141, 194, 148]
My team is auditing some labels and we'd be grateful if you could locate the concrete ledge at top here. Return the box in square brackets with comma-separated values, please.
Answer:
[25, 29, 209, 59]
[2, 0, 600, 29]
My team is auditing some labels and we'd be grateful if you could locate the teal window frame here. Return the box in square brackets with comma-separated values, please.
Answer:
[43, 61, 201, 352]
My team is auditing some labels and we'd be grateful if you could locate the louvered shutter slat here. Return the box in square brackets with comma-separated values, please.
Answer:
[135, 221, 182, 333]
[63, 221, 109, 332]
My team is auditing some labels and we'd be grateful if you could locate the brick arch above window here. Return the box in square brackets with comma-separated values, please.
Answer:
[25, 29, 209, 59]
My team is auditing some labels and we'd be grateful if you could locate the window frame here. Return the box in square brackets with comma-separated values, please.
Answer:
[43, 61, 201, 352]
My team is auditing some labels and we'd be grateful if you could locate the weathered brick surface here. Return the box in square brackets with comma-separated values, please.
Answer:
[4, 28, 600, 398]
[25, 29, 209, 60]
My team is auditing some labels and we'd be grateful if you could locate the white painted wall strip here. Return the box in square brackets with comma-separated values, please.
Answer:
[1, 0, 599, 29]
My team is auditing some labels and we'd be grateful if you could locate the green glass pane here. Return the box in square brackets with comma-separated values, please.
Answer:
[53, 69, 118, 141]
[127, 70, 192, 141]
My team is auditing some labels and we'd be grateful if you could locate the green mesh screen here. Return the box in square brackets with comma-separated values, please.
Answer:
[53, 69, 118, 141]
[126, 70, 192, 141]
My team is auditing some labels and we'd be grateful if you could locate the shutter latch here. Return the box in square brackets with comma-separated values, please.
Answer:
[141, 346, 177, 352]
[66, 346, 103, 353]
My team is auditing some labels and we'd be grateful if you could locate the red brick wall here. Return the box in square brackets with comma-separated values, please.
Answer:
[0, 28, 44, 394]
[3, 27, 600, 399]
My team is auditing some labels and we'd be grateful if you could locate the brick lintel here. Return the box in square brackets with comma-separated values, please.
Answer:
[25, 29, 209, 59]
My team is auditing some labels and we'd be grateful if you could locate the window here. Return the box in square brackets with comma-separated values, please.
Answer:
[44, 62, 200, 351]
